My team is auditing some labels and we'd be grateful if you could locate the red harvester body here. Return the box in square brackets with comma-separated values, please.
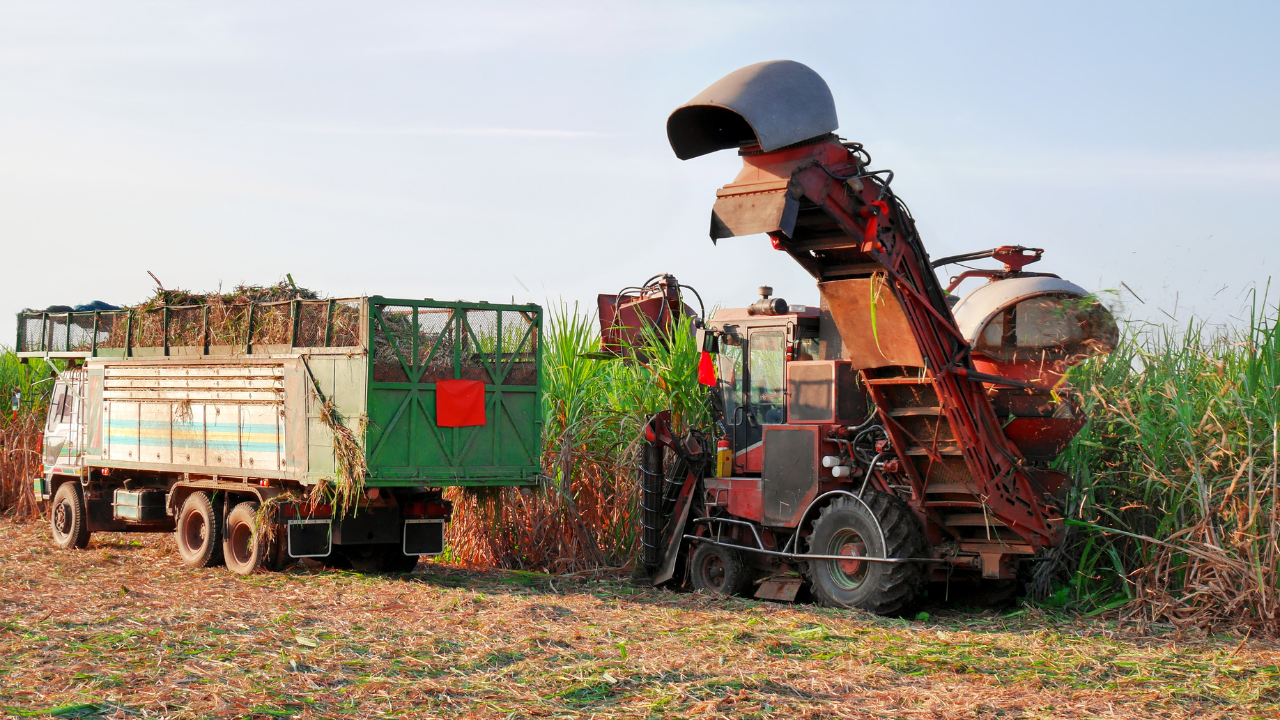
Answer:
[619, 61, 1116, 613]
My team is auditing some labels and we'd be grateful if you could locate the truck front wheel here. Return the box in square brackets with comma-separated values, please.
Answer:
[175, 491, 224, 568]
[804, 491, 927, 615]
[50, 482, 91, 550]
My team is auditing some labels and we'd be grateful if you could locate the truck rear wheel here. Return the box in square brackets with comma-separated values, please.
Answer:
[340, 544, 386, 572]
[382, 546, 420, 574]
[689, 541, 752, 597]
[223, 501, 267, 576]
[50, 482, 91, 550]
[804, 491, 927, 615]
[175, 491, 224, 568]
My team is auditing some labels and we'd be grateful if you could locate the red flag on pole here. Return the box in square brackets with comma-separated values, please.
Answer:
[697, 351, 717, 387]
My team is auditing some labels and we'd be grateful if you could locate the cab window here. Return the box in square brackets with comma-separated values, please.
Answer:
[717, 337, 744, 426]
[46, 383, 70, 432]
[748, 331, 786, 425]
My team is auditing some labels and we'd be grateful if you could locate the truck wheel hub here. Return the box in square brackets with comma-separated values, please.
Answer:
[53, 502, 71, 534]
[183, 514, 206, 548]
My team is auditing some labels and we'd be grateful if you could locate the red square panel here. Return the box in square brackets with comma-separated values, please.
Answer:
[436, 379, 486, 427]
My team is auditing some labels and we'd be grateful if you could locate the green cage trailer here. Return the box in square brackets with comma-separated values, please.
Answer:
[16, 295, 543, 575]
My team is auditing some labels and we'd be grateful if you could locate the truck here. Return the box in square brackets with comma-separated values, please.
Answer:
[17, 294, 542, 574]
[616, 60, 1118, 613]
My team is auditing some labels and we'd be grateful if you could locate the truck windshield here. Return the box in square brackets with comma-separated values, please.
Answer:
[748, 330, 786, 425]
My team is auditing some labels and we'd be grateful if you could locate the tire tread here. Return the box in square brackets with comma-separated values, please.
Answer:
[806, 491, 928, 615]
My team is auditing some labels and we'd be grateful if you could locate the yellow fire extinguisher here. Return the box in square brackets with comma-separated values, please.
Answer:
[716, 437, 732, 477]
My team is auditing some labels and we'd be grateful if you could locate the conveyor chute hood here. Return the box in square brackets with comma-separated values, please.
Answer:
[666, 60, 838, 160]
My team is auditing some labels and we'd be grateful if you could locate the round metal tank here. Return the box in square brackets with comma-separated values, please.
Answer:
[951, 276, 1118, 462]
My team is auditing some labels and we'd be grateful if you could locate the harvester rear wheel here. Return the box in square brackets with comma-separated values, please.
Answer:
[805, 491, 927, 615]
[175, 491, 224, 568]
[689, 542, 752, 597]
[50, 482, 91, 550]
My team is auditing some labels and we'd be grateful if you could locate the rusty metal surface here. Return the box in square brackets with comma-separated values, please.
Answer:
[667, 60, 838, 160]
[597, 275, 697, 356]
[818, 278, 925, 370]
[754, 576, 803, 601]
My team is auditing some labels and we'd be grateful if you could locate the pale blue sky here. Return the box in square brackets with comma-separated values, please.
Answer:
[3, 1, 1279, 345]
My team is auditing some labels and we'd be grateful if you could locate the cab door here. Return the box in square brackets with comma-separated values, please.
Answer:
[731, 327, 787, 474]
[43, 371, 86, 477]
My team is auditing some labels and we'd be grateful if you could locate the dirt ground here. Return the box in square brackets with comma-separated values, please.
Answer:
[0, 520, 1276, 719]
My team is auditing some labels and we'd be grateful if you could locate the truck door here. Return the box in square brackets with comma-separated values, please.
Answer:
[43, 373, 85, 476]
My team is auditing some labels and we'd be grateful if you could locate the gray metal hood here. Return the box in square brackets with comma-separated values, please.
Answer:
[667, 60, 838, 160]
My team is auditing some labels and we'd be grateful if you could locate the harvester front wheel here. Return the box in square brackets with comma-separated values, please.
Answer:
[50, 482, 91, 550]
[175, 491, 224, 568]
[805, 491, 927, 615]
[689, 542, 752, 597]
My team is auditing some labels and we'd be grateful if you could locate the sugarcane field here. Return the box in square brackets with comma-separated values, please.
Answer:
[3, 4, 1280, 719]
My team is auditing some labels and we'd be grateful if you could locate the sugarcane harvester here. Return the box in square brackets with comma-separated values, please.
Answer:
[609, 61, 1117, 614]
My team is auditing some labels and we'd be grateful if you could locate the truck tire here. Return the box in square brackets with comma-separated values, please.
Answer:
[689, 541, 752, 597]
[262, 523, 294, 573]
[804, 491, 927, 615]
[175, 491, 224, 568]
[382, 546, 420, 574]
[223, 501, 267, 576]
[50, 482, 91, 550]
[340, 544, 387, 572]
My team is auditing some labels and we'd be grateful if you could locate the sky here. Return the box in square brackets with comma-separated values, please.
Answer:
[3, 0, 1279, 347]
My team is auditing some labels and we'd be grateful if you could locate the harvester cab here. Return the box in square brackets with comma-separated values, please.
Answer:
[616, 60, 1118, 614]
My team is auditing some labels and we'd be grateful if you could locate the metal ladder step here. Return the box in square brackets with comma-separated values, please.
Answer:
[864, 376, 934, 386]
[943, 513, 1008, 528]
[904, 446, 965, 457]
[888, 406, 944, 417]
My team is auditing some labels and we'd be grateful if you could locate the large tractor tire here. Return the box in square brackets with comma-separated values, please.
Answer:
[689, 541, 752, 597]
[804, 491, 927, 615]
[50, 482, 91, 550]
[175, 491, 224, 568]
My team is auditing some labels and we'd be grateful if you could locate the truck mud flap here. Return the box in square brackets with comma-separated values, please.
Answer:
[287, 519, 333, 558]
[403, 519, 445, 556]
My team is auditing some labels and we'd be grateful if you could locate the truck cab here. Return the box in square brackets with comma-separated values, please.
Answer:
[39, 368, 87, 490]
